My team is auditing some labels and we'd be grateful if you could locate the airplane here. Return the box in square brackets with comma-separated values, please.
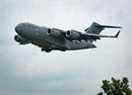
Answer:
[14, 22, 122, 52]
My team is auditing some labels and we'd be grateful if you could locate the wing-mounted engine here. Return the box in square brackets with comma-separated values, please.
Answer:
[65, 30, 81, 40]
[14, 35, 30, 44]
[47, 28, 63, 37]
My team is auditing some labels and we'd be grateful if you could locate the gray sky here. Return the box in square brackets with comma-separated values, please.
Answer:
[0, 0, 132, 95]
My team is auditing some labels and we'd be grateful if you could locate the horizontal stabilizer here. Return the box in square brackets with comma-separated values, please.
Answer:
[97, 25, 122, 29]
[85, 22, 122, 34]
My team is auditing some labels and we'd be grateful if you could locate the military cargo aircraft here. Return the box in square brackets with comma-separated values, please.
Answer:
[14, 22, 121, 52]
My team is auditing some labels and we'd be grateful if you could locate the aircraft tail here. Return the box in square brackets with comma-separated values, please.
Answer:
[85, 22, 122, 34]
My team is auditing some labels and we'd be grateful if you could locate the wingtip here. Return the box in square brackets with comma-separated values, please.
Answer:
[118, 26, 122, 29]
[115, 30, 121, 38]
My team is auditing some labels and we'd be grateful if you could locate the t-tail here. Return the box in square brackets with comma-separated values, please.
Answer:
[85, 22, 122, 34]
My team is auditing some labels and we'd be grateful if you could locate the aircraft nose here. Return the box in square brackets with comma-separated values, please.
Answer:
[15, 25, 21, 34]
[15, 23, 25, 36]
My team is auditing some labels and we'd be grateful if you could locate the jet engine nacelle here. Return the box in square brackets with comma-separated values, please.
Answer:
[47, 28, 62, 37]
[65, 30, 81, 40]
[14, 35, 29, 44]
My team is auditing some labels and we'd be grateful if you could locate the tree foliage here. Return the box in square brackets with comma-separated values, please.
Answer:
[97, 77, 132, 95]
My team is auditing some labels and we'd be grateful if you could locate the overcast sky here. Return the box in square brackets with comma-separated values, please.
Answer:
[0, 0, 132, 95]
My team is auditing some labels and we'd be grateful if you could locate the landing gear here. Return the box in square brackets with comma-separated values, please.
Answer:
[45, 49, 52, 53]
[41, 48, 66, 52]
[41, 48, 52, 53]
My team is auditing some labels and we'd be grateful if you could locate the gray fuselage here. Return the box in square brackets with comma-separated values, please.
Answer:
[15, 23, 96, 52]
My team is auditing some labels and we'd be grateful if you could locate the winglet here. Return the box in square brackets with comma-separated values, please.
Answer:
[115, 30, 120, 38]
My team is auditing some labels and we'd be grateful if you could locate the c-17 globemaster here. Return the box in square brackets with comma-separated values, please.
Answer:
[14, 22, 122, 52]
